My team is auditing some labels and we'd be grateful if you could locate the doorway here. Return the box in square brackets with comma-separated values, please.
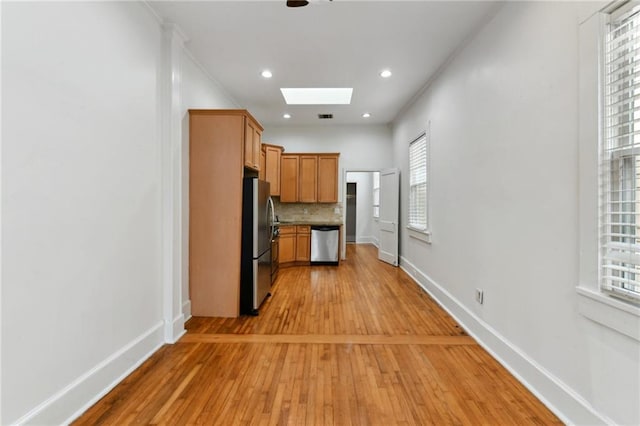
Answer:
[342, 170, 397, 263]
[343, 171, 378, 250]
[346, 183, 357, 243]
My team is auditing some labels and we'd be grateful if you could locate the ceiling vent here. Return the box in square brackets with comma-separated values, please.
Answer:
[318, 114, 333, 119]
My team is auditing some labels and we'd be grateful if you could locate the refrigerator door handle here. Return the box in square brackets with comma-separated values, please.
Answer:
[267, 196, 275, 238]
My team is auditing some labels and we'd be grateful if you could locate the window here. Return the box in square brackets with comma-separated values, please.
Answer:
[577, 2, 639, 340]
[372, 172, 380, 218]
[601, 3, 640, 303]
[408, 131, 428, 232]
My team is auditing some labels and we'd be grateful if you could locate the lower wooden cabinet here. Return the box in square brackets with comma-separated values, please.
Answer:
[279, 232, 296, 264]
[279, 225, 311, 265]
[295, 226, 310, 261]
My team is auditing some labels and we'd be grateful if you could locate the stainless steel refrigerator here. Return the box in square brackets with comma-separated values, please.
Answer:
[241, 177, 275, 315]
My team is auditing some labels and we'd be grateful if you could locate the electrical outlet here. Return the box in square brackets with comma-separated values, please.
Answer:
[334, 207, 340, 214]
[303, 208, 308, 214]
[475, 289, 484, 305]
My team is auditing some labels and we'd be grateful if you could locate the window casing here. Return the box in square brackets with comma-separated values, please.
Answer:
[577, 1, 639, 340]
[601, 2, 640, 302]
[408, 132, 428, 232]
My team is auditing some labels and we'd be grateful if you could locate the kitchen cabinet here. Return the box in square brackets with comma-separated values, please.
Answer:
[279, 226, 296, 263]
[279, 223, 342, 266]
[278, 225, 311, 264]
[299, 156, 318, 202]
[189, 109, 264, 317]
[259, 148, 266, 180]
[317, 154, 339, 203]
[263, 143, 283, 196]
[295, 226, 311, 261]
[244, 116, 262, 172]
[279, 153, 339, 203]
[280, 154, 299, 202]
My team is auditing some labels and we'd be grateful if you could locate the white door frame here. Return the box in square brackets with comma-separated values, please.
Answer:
[341, 168, 381, 259]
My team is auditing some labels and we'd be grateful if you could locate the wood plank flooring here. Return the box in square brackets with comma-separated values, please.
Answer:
[73, 244, 561, 425]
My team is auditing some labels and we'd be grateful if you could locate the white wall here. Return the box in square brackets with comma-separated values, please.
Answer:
[180, 51, 238, 320]
[1, 2, 243, 422]
[392, 2, 639, 425]
[1, 2, 165, 424]
[346, 172, 375, 244]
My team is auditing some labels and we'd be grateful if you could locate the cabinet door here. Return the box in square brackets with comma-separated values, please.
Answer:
[317, 154, 339, 203]
[253, 127, 262, 170]
[265, 145, 281, 196]
[280, 154, 299, 202]
[259, 147, 266, 180]
[279, 234, 296, 263]
[296, 233, 310, 261]
[298, 155, 317, 203]
[244, 120, 254, 169]
[244, 119, 260, 171]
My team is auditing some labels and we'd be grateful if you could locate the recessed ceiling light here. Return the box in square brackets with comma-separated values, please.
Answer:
[380, 69, 392, 78]
[283, 113, 291, 119]
[261, 70, 273, 78]
[362, 113, 371, 118]
[280, 88, 353, 105]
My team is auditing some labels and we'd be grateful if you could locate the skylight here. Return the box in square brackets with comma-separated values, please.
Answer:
[280, 88, 353, 105]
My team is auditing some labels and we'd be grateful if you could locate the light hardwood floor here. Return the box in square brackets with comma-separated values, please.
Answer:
[74, 244, 561, 425]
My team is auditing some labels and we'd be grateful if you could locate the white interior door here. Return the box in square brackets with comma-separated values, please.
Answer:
[378, 168, 399, 266]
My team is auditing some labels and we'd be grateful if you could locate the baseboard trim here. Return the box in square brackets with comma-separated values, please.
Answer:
[355, 236, 375, 244]
[171, 313, 186, 343]
[14, 322, 165, 425]
[399, 256, 610, 426]
[182, 299, 192, 322]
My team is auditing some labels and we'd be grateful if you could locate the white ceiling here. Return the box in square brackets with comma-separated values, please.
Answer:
[149, 1, 500, 126]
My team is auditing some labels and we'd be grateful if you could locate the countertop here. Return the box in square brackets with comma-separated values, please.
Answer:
[275, 220, 343, 226]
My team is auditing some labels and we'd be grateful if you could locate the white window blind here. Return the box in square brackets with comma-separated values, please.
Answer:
[409, 132, 428, 231]
[601, 3, 640, 302]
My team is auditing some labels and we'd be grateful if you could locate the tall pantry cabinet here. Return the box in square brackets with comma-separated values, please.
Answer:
[189, 109, 263, 317]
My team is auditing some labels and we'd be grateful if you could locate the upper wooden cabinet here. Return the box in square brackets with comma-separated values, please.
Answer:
[259, 147, 266, 181]
[262, 144, 283, 196]
[244, 116, 262, 172]
[280, 154, 299, 203]
[279, 153, 339, 203]
[318, 155, 339, 203]
[299, 155, 318, 202]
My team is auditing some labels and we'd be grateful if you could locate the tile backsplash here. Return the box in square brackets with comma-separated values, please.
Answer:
[273, 198, 343, 222]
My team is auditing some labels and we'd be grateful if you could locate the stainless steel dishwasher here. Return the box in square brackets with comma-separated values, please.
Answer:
[310, 225, 340, 265]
